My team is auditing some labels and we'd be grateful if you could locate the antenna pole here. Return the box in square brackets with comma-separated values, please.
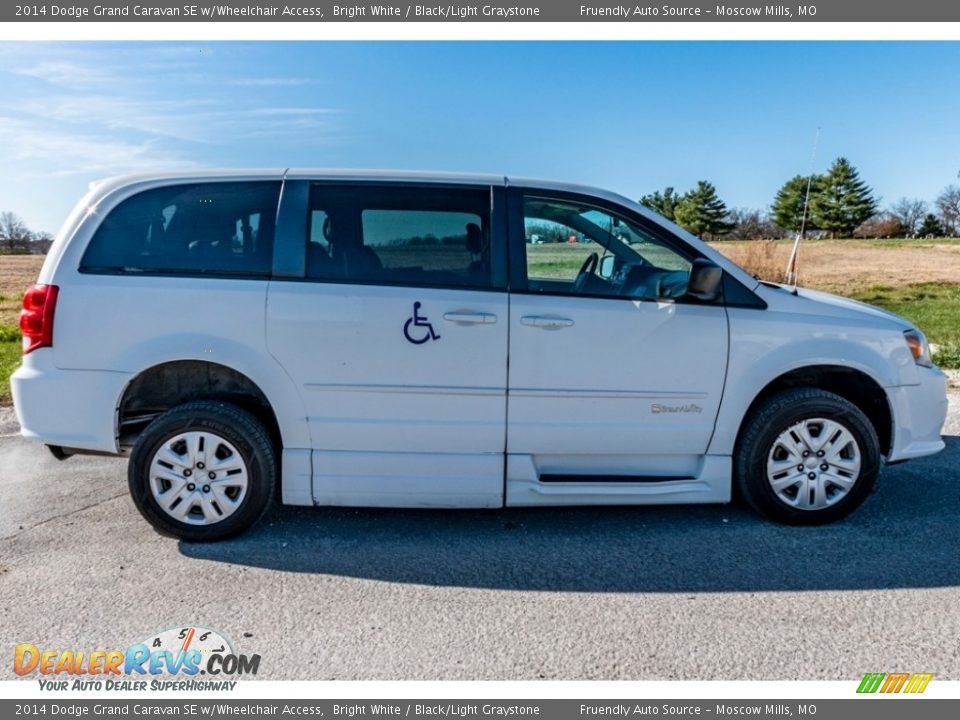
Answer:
[785, 127, 821, 291]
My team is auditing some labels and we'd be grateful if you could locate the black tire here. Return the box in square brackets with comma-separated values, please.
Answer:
[734, 388, 880, 525]
[128, 400, 276, 541]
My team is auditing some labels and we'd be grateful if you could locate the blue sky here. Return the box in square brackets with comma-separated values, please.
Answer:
[1, 41, 959, 234]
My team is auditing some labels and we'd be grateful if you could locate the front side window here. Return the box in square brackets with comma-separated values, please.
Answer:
[81, 181, 281, 276]
[306, 185, 492, 289]
[523, 197, 693, 300]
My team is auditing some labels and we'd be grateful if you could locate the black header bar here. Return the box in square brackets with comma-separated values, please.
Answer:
[5, 1, 960, 23]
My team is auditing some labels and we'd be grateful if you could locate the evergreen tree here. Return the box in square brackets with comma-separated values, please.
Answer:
[918, 213, 944, 238]
[771, 174, 820, 233]
[673, 181, 733, 239]
[639, 187, 680, 221]
[810, 157, 877, 238]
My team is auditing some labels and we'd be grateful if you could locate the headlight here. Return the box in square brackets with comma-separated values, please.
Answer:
[904, 329, 934, 368]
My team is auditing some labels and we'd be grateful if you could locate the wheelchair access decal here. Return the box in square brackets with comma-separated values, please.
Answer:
[404, 302, 441, 345]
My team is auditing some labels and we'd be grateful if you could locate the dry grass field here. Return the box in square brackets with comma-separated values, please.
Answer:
[713, 238, 960, 293]
[0, 254, 44, 326]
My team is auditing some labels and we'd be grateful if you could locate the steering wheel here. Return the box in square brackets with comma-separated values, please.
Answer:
[573, 252, 599, 293]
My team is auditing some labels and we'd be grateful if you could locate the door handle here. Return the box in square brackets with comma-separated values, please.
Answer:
[520, 315, 575, 329]
[443, 312, 497, 325]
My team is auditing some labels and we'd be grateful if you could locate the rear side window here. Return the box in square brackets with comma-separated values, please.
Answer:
[306, 185, 492, 289]
[81, 181, 281, 276]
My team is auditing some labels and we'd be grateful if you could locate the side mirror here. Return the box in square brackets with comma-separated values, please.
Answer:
[599, 255, 616, 279]
[686, 259, 723, 302]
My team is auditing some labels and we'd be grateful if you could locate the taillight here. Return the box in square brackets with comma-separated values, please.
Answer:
[19, 284, 59, 355]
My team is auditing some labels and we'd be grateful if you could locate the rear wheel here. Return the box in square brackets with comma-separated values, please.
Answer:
[128, 400, 276, 541]
[735, 388, 880, 525]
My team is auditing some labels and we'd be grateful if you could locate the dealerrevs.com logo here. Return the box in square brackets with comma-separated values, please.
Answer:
[14, 626, 260, 691]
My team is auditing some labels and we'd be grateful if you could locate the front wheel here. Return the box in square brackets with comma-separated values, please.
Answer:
[128, 400, 276, 541]
[735, 388, 880, 525]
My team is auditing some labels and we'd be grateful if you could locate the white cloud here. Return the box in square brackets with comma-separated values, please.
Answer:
[227, 77, 316, 87]
[0, 117, 200, 177]
[0, 43, 346, 228]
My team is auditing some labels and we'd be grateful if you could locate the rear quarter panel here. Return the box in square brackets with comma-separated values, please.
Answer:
[44, 174, 310, 450]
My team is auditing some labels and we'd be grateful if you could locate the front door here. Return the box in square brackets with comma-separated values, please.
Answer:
[505, 190, 729, 497]
[267, 182, 508, 507]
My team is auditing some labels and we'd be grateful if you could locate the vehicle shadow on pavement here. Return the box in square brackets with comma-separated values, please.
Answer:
[180, 436, 960, 593]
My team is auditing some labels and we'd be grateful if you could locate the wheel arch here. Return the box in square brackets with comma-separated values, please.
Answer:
[732, 364, 893, 458]
[117, 360, 283, 453]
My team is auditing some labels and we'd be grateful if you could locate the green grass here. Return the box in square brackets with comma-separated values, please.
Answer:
[526, 243, 690, 280]
[0, 325, 20, 343]
[851, 282, 960, 368]
[0, 330, 20, 405]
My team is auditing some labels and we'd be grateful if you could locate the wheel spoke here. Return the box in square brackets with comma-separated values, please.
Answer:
[168, 489, 196, 520]
[796, 422, 820, 453]
[777, 431, 806, 458]
[185, 433, 202, 465]
[769, 469, 805, 493]
[822, 469, 856, 491]
[829, 455, 861, 476]
[791, 476, 811, 507]
[824, 427, 856, 462]
[210, 471, 247, 489]
[809, 475, 829, 509]
[198, 432, 217, 465]
[198, 497, 221, 523]
[208, 453, 244, 474]
[152, 465, 187, 489]
[815, 420, 839, 450]
[212, 484, 242, 511]
[156, 447, 189, 471]
[767, 455, 800, 476]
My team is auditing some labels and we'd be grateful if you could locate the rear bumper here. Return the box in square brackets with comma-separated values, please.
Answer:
[10, 350, 132, 454]
[887, 367, 949, 462]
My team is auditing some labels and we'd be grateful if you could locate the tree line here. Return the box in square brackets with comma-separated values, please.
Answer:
[0, 211, 53, 254]
[640, 159, 960, 240]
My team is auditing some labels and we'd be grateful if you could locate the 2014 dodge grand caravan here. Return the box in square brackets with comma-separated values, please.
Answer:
[11, 170, 949, 540]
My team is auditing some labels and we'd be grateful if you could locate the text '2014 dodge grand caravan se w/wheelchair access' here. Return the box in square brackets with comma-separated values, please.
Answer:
[12, 170, 949, 540]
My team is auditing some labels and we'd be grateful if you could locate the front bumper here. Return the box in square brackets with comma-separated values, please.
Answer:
[886, 366, 949, 462]
[10, 349, 132, 454]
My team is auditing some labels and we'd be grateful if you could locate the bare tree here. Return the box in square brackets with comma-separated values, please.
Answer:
[854, 212, 905, 239]
[889, 197, 927, 237]
[727, 208, 783, 240]
[936, 185, 960, 236]
[31, 231, 54, 255]
[0, 211, 32, 252]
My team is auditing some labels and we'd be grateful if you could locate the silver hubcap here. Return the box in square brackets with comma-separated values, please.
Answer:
[766, 417, 861, 510]
[148, 431, 249, 526]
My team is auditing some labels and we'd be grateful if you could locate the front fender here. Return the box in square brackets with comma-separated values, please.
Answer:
[708, 308, 912, 456]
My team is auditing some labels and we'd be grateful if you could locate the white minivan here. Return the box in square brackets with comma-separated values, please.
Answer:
[11, 170, 949, 540]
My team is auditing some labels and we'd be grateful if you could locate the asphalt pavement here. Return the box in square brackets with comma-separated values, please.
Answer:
[1, 395, 958, 681]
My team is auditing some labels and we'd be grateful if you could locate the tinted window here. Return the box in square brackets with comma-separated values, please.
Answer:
[306, 185, 492, 289]
[81, 181, 281, 276]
